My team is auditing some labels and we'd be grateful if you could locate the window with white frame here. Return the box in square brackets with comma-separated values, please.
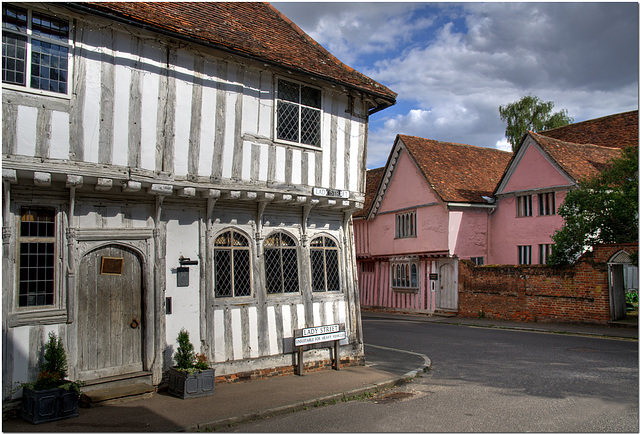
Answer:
[539, 244, 553, 264]
[18, 207, 56, 307]
[518, 245, 532, 265]
[2, 5, 71, 95]
[395, 210, 416, 238]
[214, 230, 251, 297]
[470, 257, 484, 266]
[391, 262, 418, 290]
[276, 78, 321, 147]
[310, 236, 340, 292]
[538, 192, 556, 216]
[516, 195, 532, 217]
[264, 232, 299, 294]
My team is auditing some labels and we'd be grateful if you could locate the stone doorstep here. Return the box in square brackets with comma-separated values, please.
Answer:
[81, 383, 155, 407]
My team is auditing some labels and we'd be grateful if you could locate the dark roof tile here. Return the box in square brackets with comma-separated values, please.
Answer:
[75, 2, 396, 107]
[539, 110, 637, 149]
[399, 135, 512, 203]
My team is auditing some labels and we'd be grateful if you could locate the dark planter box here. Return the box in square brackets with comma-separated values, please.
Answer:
[21, 386, 79, 424]
[167, 367, 215, 399]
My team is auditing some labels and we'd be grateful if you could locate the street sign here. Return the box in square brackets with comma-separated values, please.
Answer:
[294, 324, 346, 346]
[294, 323, 347, 375]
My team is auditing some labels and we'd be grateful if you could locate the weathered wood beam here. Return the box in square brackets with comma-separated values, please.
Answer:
[33, 172, 51, 187]
[95, 178, 113, 191]
[123, 180, 142, 192]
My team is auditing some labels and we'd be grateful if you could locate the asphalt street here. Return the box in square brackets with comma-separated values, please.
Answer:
[221, 316, 639, 432]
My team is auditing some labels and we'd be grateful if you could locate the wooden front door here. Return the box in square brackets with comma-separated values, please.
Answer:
[437, 261, 458, 311]
[78, 245, 143, 380]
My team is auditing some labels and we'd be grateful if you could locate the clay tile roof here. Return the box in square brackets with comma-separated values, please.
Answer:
[539, 110, 638, 149]
[74, 2, 396, 110]
[399, 135, 513, 204]
[354, 167, 385, 218]
[528, 131, 623, 182]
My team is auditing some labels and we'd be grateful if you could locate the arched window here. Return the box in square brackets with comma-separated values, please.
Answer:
[214, 230, 251, 297]
[264, 232, 299, 294]
[310, 236, 340, 292]
[390, 261, 419, 290]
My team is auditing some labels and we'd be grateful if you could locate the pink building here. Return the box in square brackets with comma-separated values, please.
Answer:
[356, 111, 637, 314]
[354, 135, 511, 313]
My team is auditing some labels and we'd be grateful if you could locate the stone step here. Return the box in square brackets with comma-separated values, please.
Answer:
[81, 383, 155, 407]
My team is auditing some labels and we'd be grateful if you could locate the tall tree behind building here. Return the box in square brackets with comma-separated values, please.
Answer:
[499, 95, 573, 151]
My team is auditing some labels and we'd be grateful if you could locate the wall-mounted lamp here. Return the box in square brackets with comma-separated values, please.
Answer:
[179, 256, 198, 266]
[177, 256, 199, 287]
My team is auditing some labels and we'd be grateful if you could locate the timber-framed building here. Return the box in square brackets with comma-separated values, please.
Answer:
[2, 2, 396, 399]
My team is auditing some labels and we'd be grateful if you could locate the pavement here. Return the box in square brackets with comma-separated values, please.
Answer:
[2, 312, 636, 432]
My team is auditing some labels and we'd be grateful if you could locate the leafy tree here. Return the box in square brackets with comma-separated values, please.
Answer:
[549, 145, 639, 266]
[499, 95, 573, 151]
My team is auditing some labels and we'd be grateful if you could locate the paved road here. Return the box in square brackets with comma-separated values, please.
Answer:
[222, 316, 639, 432]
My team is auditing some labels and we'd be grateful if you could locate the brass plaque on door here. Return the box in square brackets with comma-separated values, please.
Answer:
[101, 257, 124, 275]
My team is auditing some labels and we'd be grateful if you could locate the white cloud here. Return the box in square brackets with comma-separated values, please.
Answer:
[274, 2, 639, 168]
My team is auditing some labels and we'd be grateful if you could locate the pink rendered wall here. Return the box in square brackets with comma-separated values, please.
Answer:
[489, 190, 567, 264]
[502, 143, 570, 193]
[368, 150, 449, 257]
[490, 143, 573, 264]
[449, 209, 490, 260]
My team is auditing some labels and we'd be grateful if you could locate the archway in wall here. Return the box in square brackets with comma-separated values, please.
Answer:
[608, 250, 638, 321]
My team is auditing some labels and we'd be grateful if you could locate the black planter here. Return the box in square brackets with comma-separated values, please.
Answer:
[167, 367, 215, 399]
[21, 386, 79, 424]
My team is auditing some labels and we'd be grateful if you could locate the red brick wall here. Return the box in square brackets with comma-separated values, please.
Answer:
[458, 244, 638, 324]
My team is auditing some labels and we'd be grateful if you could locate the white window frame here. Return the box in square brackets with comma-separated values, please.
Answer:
[2, 4, 73, 99]
[538, 192, 556, 216]
[264, 231, 300, 294]
[395, 210, 417, 239]
[274, 77, 323, 150]
[516, 195, 533, 217]
[518, 245, 532, 265]
[470, 257, 484, 266]
[539, 244, 553, 264]
[213, 229, 252, 298]
[391, 261, 419, 291]
[310, 235, 341, 293]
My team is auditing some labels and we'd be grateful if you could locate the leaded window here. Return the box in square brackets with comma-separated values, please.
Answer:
[18, 207, 56, 307]
[391, 262, 418, 289]
[518, 245, 532, 265]
[264, 232, 299, 294]
[538, 192, 556, 216]
[396, 210, 416, 238]
[310, 236, 340, 292]
[276, 78, 321, 147]
[516, 195, 533, 217]
[214, 230, 251, 297]
[2, 5, 71, 94]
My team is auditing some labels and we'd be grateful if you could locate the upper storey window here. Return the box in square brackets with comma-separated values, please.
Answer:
[276, 78, 321, 147]
[2, 5, 71, 95]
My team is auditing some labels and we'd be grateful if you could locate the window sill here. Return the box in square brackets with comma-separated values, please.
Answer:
[2, 83, 72, 100]
[273, 138, 323, 152]
[8, 308, 68, 327]
[391, 287, 419, 294]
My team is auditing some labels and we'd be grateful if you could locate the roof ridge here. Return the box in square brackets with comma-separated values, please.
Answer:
[529, 130, 627, 151]
[398, 134, 512, 155]
[265, 3, 396, 99]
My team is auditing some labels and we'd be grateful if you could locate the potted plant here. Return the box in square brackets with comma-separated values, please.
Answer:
[167, 329, 215, 399]
[20, 332, 83, 424]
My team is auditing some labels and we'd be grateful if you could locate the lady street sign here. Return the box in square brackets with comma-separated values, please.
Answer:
[294, 324, 346, 375]
[294, 324, 346, 346]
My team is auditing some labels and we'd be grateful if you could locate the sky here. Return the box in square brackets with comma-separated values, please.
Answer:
[272, 2, 639, 169]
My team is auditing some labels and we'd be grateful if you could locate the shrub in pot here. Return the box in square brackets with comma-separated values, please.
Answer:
[167, 329, 215, 399]
[20, 332, 83, 424]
